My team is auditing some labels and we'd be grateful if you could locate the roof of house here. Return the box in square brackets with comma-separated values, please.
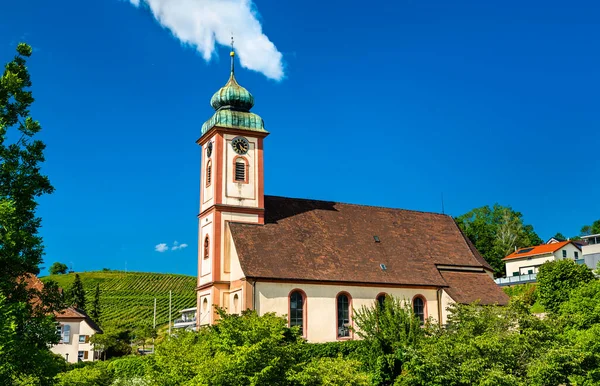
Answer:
[440, 270, 509, 305]
[228, 196, 506, 304]
[503, 240, 580, 261]
[21, 274, 102, 333]
[55, 307, 103, 333]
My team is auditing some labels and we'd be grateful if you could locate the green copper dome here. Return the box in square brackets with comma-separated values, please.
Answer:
[201, 50, 268, 137]
[210, 74, 254, 111]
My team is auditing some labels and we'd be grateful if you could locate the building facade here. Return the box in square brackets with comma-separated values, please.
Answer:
[196, 48, 508, 342]
[581, 234, 600, 270]
[53, 308, 102, 363]
[502, 241, 583, 278]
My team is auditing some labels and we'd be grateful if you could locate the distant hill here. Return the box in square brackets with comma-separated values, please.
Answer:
[42, 271, 196, 330]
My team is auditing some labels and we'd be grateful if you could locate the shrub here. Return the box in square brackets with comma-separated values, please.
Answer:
[537, 260, 595, 313]
[287, 356, 371, 386]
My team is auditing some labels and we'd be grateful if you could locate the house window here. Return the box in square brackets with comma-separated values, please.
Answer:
[336, 293, 351, 338]
[56, 324, 62, 342]
[206, 160, 212, 187]
[204, 236, 209, 259]
[234, 158, 246, 182]
[563, 250, 567, 258]
[62, 325, 70, 344]
[575, 251, 579, 259]
[513, 272, 519, 276]
[233, 294, 239, 314]
[79, 335, 86, 343]
[528, 269, 533, 275]
[78, 351, 84, 361]
[376, 294, 387, 309]
[289, 290, 305, 335]
[413, 296, 425, 324]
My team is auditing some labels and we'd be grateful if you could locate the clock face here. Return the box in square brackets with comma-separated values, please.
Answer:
[231, 137, 249, 155]
[206, 142, 213, 158]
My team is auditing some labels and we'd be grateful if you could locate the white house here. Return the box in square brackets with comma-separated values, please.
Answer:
[581, 234, 600, 270]
[173, 307, 197, 331]
[53, 307, 103, 363]
[503, 240, 583, 278]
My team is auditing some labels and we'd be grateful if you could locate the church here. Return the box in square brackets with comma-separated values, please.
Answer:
[195, 47, 508, 342]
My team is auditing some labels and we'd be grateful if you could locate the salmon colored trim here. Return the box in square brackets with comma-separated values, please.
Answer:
[288, 289, 307, 338]
[257, 137, 264, 223]
[232, 156, 249, 184]
[248, 278, 442, 290]
[412, 294, 428, 323]
[199, 205, 264, 218]
[335, 291, 353, 340]
[215, 134, 223, 205]
[197, 127, 269, 145]
[213, 211, 222, 281]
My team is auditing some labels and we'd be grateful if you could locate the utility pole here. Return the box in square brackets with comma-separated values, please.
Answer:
[168, 290, 172, 336]
[153, 297, 156, 353]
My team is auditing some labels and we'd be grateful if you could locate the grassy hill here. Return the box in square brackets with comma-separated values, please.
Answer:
[42, 271, 196, 330]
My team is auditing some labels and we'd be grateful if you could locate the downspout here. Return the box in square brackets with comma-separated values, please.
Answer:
[437, 288, 443, 326]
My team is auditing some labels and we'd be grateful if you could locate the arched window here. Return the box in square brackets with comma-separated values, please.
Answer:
[203, 236, 210, 259]
[206, 160, 212, 187]
[289, 290, 305, 335]
[376, 293, 387, 309]
[336, 293, 351, 338]
[413, 296, 426, 324]
[233, 294, 239, 314]
[202, 298, 208, 313]
[234, 157, 247, 183]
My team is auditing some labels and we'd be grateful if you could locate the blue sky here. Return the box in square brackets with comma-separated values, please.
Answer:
[1, 0, 599, 276]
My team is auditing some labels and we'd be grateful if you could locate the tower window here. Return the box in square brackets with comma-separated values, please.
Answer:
[206, 160, 212, 187]
[234, 157, 247, 183]
[204, 236, 210, 259]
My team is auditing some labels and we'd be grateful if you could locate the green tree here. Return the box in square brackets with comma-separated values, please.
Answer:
[287, 356, 371, 386]
[456, 204, 543, 276]
[90, 283, 101, 321]
[580, 219, 600, 236]
[536, 259, 595, 314]
[70, 273, 86, 312]
[353, 296, 424, 385]
[49, 262, 68, 275]
[551, 232, 566, 241]
[0, 43, 62, 384]
[89, 328, 133, 361]
[133, 324, 156, 351]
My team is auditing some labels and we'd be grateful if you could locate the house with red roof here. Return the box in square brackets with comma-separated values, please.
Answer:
[502, 241, 583, 279]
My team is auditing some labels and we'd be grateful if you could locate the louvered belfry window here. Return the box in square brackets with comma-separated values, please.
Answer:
[206, 161, 212, 187]
[235, 159, 246, 182]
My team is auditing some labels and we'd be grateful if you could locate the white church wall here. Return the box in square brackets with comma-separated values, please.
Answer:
[255, 281, 439, 343]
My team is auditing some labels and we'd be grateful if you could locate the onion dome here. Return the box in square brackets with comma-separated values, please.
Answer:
[201, 44, 267, 136]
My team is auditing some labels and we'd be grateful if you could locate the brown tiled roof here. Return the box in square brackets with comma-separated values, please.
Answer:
[229, 196, 493, 288]
[440, 270, 509, 305]
[55, 307, 103, 333]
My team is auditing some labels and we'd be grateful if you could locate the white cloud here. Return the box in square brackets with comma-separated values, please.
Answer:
[155, 243, 169, 252]
[172, 241, 189, 251]
[127, 0, 284, 80]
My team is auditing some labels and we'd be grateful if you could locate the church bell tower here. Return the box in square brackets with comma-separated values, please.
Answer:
[196, 40, 268, 326]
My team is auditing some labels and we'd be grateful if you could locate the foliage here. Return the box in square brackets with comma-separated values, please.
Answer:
[551, 232, 566, 241]
[536, 259, 595, 314]
[90, 284, 101, 321]
[42, 271, 196, 330]
[455, 204, 543, 276]
[0, 43, 64, 385]
[502, 283, 538, 307]
[287, 356, 371, 386]
[69, 274, 86, 312]
[299, 339, 363, 361]
[580, 219, 600, 236]
[398, 302, 555, 386]
[353, 296, 425, 385]
[133, 324, 157, 350]
[90, 328, 133, 361]
[55, 361, 112, 386]
[48, 262, 68, 275]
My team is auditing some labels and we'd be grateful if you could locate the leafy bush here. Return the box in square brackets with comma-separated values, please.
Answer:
[287, 356, 371, 386]
[537, 260, 595, 313]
